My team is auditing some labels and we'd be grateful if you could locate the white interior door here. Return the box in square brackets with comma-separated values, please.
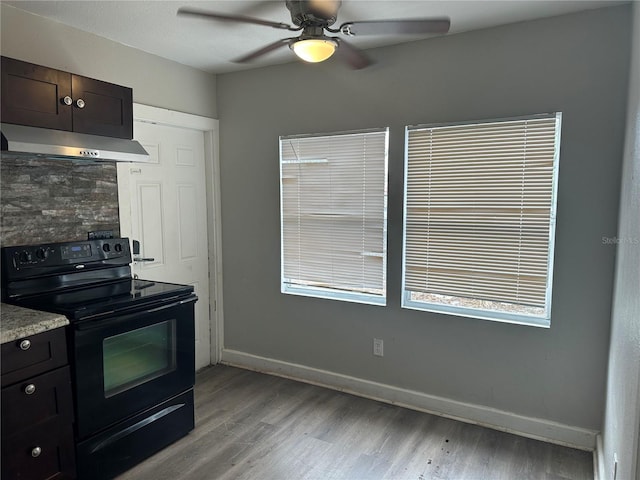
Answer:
[118, 120, 211, 370]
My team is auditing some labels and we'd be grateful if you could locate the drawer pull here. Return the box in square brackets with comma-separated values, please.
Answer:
[31, 446, 41, 458]
[24, 384, 36, 395]
[19, 339, 31, 350]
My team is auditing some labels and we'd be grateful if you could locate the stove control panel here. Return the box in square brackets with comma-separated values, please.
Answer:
[3, 238, 132, 271]
[61, 244, 93, 260]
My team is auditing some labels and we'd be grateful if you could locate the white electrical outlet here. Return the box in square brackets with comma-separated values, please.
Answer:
[373, 338, 384, 357]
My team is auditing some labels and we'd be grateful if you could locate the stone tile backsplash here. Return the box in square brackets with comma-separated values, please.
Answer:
[1, 157, 120, 246]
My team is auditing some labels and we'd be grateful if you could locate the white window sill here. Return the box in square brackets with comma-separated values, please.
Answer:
[282, 284, 386, 307]
[401, 298, 551, 328]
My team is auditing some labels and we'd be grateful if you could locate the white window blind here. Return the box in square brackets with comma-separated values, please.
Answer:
[280, 128, 388, 305]
[402, 114, 561, 326]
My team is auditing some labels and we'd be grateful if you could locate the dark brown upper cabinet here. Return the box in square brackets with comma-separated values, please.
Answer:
[1, 56, 133, 139]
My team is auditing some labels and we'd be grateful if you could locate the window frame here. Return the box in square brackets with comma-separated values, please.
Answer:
[401, 113, 562, 328]
[279, 127, 390, 306]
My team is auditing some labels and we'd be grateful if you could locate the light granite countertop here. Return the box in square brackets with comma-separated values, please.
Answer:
[1, 303, 69, 344]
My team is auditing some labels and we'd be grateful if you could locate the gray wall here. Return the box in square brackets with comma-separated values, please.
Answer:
[1, 158, 119, 246]
[602, 1, 640, 478]
[0, 4, 217, 118]
[217, 5, 631, 432]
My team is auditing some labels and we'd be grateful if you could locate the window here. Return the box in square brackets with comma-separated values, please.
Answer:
[402, 114, 561, 327]
[280, 128, 389, 305]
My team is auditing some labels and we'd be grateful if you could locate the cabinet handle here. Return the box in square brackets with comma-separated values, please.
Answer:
[24, 384, 36, 395]
[61, 95, 73, 106]
[19, 339, 31, 350]
[76, 98, 86, 109]
[31, 447, 42, 458]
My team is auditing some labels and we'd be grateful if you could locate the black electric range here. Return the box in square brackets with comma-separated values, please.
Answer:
[1, 238, 197, 480]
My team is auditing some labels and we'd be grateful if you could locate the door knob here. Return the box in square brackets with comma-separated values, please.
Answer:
[24, 384, 36, 395]
[19, 339, 31, 350]
[61, 96, 73, 106]
[76, 98, 86, 109]
[31, 447, 42, 458]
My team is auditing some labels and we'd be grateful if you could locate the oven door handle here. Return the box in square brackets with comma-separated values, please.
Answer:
[145, 297, 197, 314]
[76, 296, 197, 331]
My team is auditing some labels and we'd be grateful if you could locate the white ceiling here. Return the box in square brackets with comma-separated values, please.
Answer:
[4, 0, 626, 74]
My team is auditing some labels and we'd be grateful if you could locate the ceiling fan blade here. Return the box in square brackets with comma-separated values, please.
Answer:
[231, 1, 283, 19]
[340, 18, 451, 36]
[233, 38, 293, 63]
[177, 7, 298, 31]
[335, 38, 372, 70]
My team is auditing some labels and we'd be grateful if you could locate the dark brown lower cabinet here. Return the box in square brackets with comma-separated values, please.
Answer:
[2, 416, 76, 480]
[1, 329, 77, 480]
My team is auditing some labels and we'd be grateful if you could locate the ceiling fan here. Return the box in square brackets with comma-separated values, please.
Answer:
[177, 0, 450, 69]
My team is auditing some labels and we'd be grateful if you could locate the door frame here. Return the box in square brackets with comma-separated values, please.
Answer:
[118, 103, 223, 366]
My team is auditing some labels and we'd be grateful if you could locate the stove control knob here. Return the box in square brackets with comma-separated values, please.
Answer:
[103, 243, 111, 253]
[19, 251, 33, 263]
[35, 248, 47, 260]
[114, 243, 123, 252]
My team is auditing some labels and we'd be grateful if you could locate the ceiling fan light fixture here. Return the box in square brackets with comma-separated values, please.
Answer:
[291, 38, 338, 63]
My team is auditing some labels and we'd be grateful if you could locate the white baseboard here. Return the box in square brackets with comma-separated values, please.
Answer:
[594, 434, 606, 480]
[221, 348, 597, 451]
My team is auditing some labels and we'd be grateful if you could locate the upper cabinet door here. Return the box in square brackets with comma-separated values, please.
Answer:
[1, 57, 73, 131]
[71, 75, 133, 139]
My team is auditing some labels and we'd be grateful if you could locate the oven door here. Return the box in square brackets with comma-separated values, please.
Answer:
[72, 295, 196, 439]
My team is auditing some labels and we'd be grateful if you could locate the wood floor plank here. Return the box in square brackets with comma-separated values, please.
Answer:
[117, 365, 593, 480]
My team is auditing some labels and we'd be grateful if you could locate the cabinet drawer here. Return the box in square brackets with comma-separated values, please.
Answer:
[1, 416, 76, 480]
[2, 366, 74, 437]
[1, 328, 68, 387]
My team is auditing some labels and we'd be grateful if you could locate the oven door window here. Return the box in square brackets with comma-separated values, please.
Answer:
[103, 320, 177, 397]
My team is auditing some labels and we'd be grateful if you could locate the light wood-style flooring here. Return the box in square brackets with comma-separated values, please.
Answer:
[117, 365, 593, 480]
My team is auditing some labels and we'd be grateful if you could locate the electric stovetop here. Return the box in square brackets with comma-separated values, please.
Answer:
[9, 278, 195, 322]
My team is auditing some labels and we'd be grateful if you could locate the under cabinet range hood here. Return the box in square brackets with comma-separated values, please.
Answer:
[1, 123, 150, 163]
